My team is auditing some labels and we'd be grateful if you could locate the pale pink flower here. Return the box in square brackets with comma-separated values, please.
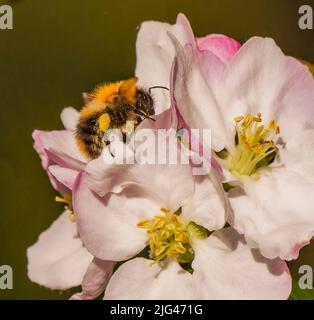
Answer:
[72, 131, 291, 299]
[170, 17, 314, 260]
[28, 107, 105, 295]
[135, 13, 240, 115]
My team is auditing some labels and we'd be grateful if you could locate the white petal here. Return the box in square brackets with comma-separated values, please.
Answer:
[135, 14, 194, 114]
[280, 129, 314, 182]
[86, 131, 195, 211]
[274, 57, 314, 140]
[221, 38, 314, 140]
[85, 147, 133, 197]
[182, 173, 226, 230]
[105, 258, 195, 299]
[221, 37, 286, 122]
[229, 167, 314, 260]
[70, 258, 115, 300]
[33, 130, 87, 170]
[172, 39, 231, 151]
[60, 107, 80, 131]
[48, 165, 79, 191]
[27, 211, 93, 290]
[73, 173, 160, 261]
[192, 228, 291, 299]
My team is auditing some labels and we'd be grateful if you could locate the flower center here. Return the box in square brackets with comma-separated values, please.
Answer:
[137, 208, 209, 266]
[55, 194, 75, 222]
[228, 113, 280, 179]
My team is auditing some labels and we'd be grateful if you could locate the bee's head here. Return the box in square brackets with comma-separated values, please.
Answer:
[135, 89, 155, 118]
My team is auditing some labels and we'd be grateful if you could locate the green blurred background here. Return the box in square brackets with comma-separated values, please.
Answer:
[0, 0, 313, 299]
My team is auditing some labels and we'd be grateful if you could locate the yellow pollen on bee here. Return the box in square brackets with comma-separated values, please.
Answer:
[228, 113, 280, 179]
[137, 208, 191, 264]
[55, 194, 76, 223]
[98, 113, 111, 132]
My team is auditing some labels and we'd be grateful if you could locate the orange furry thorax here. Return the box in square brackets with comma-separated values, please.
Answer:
[80, 77, 138, 119]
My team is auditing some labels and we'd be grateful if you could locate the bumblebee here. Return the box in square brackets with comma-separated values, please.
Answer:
[76, 77, 156, 159]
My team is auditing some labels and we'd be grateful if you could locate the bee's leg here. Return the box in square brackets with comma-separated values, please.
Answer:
[134, 109, 156, 121]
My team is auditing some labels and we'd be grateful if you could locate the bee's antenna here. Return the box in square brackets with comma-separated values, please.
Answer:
[149, 86, 170, 95]
[134, 109, 156, 122]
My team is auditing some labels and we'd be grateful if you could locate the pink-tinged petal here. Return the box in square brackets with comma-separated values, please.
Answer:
[33, 130, 68, 192]
[221, 37, 314, 137]
[175, 110, 223, 177]
[274, 57, 314, 140]
[27, 211, 93, 290]
[32, 129, 86, 171]
[135, 13, 195, 114]
[105, 258, 196, 300]
[291, 241, 310, 259]
[171, 53, 219, 172]
[193, 228, 291, 299]
[33, 129, 86, 193]
[228, 167, 314, 260]
[70, 258, 115, 300]
[46, 170, 67, 193]
[182, 173, 226, 231]
[48, 165, 79, 191]
[172, 40, 232, 151]
[84, 149, 132, 197]
[33, 130, 50, 170]
[280, 129, 314, 183]
[60, 107, 79, 131]
[218, 37, 286, 122]
[238, 129, 314, 260]
[73, 173, 160, 261]
[175, 36, 314, 152]
[197, 34, 241, 64]
[75, 134, 196, 261]
[86, 131, 195, 211]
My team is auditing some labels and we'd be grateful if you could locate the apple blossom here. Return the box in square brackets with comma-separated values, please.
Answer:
[170, 16, 314, 260]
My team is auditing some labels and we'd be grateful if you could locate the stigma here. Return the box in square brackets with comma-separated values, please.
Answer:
[228, 113, 280, 179]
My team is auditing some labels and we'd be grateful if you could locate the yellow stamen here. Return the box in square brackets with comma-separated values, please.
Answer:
[55, 194, 75, 223]
[160, 207, 170, 214]
[234, 116, 244, 123]
[137, 219, 151, 229]
[55, 194, 71, 204]
[69, 213, 76, 223]
[137, 208, 191, 263]
[228, 113, 280, 179]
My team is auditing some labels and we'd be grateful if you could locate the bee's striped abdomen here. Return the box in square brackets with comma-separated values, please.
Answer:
[76, 113, 105, 159]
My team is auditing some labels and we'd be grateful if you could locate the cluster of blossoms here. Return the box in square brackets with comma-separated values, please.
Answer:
[27, 14, 314, 299]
